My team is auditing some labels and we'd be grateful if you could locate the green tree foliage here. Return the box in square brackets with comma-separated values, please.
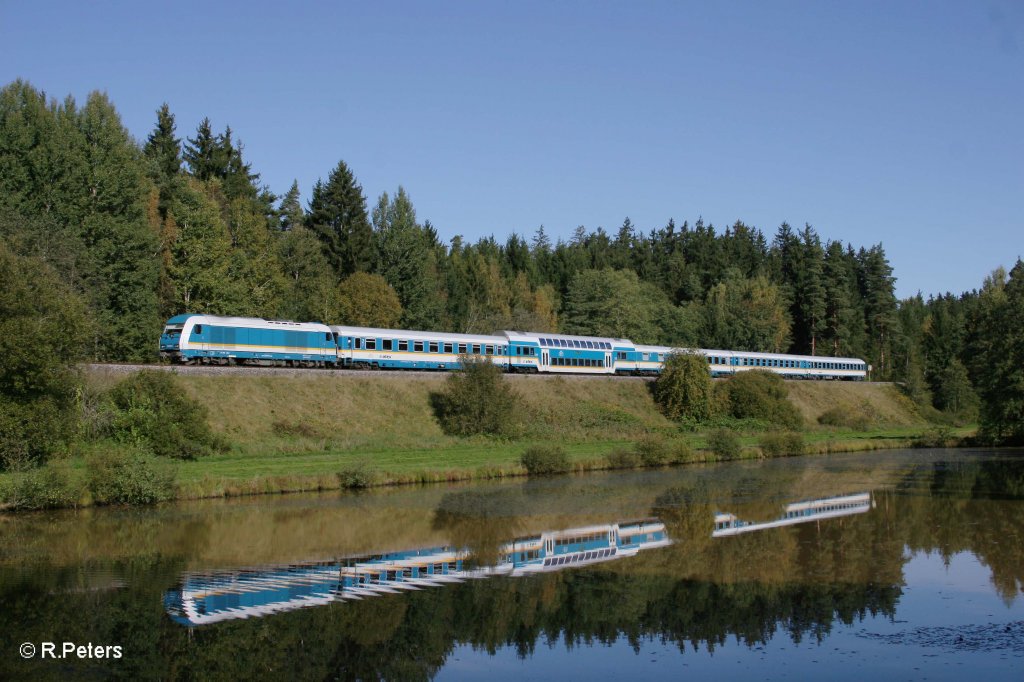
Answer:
[165, 179, 238, 312]
[308, 160, 374, 277]
[107, 370, 225, 459]
[143, 103, 182, 217]
[562, 268, 689, 344]
[975, 260, 1024, 441]
[276, 225, 342, 323]
[338, 272, 403, 327]
[0, 241, 89, 470]
[652, 352, 715, 423]
[433, 356, 523, 437]
[373, 187, 446, 329]
[722, 370, 803, 430]
[701, 270, 791, 352]
[278, 180, 304, 231]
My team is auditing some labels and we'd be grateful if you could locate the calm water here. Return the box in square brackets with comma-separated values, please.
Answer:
[1, 448, 1022, 680]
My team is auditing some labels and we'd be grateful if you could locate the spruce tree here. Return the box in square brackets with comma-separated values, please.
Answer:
[307, 160, 374, 276]
[183, 117, 218, 180]
[278, 180, 304, 231]
[143, 103, 182, 217]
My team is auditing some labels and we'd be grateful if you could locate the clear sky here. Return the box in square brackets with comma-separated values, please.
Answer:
[2, 0, 1021, 298]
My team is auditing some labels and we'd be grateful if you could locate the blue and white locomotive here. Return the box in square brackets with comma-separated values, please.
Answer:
[160, 314, 337, 367]
[160, 314, 870, 380]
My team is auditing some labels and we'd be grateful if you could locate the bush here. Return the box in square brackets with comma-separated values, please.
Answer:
[0, 241, 89, 471]
[433, 356, 523, 438]
[3, 463, 81, 510]
[652, 352, 715, 422]
[108, 371, 226, 459]
[606, 447, 641, 469]
[0, 395, 79, 471]
[668, 441, 696, 464]
[817, 406, 872, 431]
[707, 429, 741, 459]
[337, 461, 379, 489]
[635, 435, 672, 466]
[86, 448, 177, 505]
[759, 431, 806, 457]
[914, 426, 956, 448]
[723, 370, 803, 430]
[520, 445, 570, 475]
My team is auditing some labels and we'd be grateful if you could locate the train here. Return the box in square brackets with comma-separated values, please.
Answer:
[159, 313, 870, 380]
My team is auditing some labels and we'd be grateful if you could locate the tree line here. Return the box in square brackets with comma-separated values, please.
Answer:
[1, 79, 1022, 444]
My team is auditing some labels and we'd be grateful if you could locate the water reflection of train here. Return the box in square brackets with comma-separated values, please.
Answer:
[712, 493, 872, 537]
[165, 494, 873, 626]
[165, 520, 670, 627]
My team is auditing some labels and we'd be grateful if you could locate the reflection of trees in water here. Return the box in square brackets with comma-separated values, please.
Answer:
[2, 454, 1022, 680]
[431, 490, 524, 569]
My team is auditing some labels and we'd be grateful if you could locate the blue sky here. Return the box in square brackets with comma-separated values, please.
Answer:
[2, 1, 1021, 298]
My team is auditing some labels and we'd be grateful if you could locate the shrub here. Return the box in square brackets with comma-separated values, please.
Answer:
[337, 461, 379, 489]
[606, 447, 641, 469]
[652, 352, 715, 422]
[108, 371, 225, 459]
[723, 370, 803, 430]
[520, 445, 570, 475]
[0, 242, 89, 471]
[914, 426, 956, 448]
[817, 406, 872, 431]
[433, 356, 523, 438]
[758, 431, 806, 457]
[635, 435, 672, 466]
[3, 463, 81, 510]
[668, 441, 696, 463]
[707, 429, 741, 459]
[86, 448, 177, 505]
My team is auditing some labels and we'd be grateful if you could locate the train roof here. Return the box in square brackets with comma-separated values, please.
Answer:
[503, 330, 631, 347]
[329, 325, 505, 344]
[165, 315, 331, 332]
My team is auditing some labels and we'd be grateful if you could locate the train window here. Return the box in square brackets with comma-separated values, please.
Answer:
[443, 343, 453, 353]
[458, 343, 467, 354]
[398, 340, 408, 351]
[574, 340, 582, 348]
[429, 342, 439, 353]
[484, 345, 493, 355]
[366, 338, 376, 350]
[470, 344, 479, 354]
[617, 352, 627, 360]
[414, 341, 424, 352]
[382, 339, 393, 351]
[355, 338, 363, 349]
[194, 325, 203, 335]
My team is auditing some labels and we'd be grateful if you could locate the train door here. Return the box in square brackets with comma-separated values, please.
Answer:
[605, 352, 612, 371]
[542, 351, 548, 367]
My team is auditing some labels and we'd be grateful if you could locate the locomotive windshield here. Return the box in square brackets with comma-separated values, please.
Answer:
[162, 324, 184, 336]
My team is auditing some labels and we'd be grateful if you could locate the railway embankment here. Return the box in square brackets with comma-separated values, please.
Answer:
[1, 368, 962, 510]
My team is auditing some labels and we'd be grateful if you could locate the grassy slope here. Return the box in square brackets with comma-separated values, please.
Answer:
[152, 373, 934, 489]
[1, 371, 957, 505]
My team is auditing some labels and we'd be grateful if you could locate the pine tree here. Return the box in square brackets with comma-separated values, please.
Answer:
[307, 160, 374, 276]
[372, 187, 445, 329]
[278, 180, 304, 231]
[183, 118, 218, 180]
[144, 103, 181, 183]
[143, 103, 182, 218]
[977, 260, 1024, 441]
[860, 245, 900, 378]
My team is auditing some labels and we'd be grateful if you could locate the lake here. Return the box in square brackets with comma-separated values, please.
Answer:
[1, 448, 1022, 680]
